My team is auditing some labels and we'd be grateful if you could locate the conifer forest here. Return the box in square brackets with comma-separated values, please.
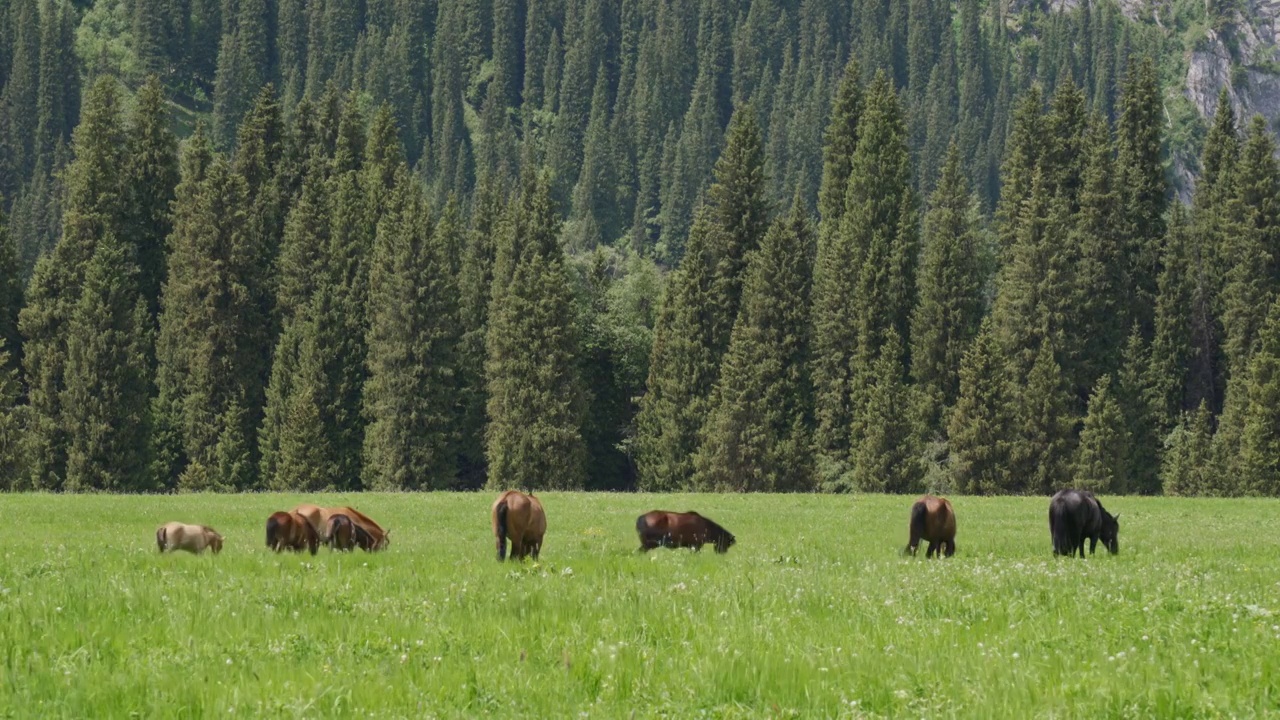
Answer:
[0, 0, 1278, 496]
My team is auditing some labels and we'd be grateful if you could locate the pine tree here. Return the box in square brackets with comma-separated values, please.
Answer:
[995, 86, 1042, 255]
[154, 133, 265, 491]
[1161, 401, 1215, 497]
[1071, 113, 1129, 390]
[456, 178, 502, 486]
[948, 318, 1014, 495]
[1238, 296, 1280, 495]
[62, 236, 153, 492]
[706, 105, 771, 356]
[1011, 340, 1075, 495]
[485, 172, 587, 490]
[850, 328, 923, 493]
[911, 143, 984, 429]
[0, 199, 21, 364]
[636, 208, 721, 491]
[694, 204, 815, 492]
[566, 67, 620, 251]
[19, 75, 126, 489]
[122, 76, 180, 315]
[818, 57, 861, 225]
[811, 72, 915, 483]
[1115, 57, 1168, 334]
[1074, 374, 1130, 493]
[0, 340, 28, 490]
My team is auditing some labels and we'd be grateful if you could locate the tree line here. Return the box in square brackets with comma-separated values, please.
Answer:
[0, 0, 1277, 494]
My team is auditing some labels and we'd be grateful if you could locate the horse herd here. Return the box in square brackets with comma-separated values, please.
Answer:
[154, 488, 1121, 561]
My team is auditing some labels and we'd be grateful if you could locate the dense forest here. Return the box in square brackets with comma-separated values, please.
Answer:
[0, 0, 1277, 495]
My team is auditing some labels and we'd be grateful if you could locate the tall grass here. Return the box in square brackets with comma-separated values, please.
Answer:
[1, 493, 1278, 717]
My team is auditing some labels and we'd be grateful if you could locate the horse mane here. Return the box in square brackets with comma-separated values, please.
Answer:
[700, 516, 727, 536]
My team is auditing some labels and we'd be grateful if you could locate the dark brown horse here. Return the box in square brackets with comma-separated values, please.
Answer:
[635, 511, 736, 553]
[492, 490, 546, 561]
[1050, 489, 1119, 558]
[326, 514, 356, 551]
[266, 511, 319, 555]
[905, 495, 956, 558]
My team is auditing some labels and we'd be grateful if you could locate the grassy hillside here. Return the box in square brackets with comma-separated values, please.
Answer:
[1, 493, 1278, 716]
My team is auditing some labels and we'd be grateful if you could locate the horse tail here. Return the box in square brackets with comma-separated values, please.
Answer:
[494, 500, 509, 561]
[303, 519, 319, 556]
[907, 501, 927, 555]
[156, 527, 166, 553]
[266, 515, 280, 549]
[1050, 504, 1073, 557]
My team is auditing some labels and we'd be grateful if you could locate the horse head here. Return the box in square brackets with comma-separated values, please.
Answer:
[1100, 512, 1120, 555]
[208, 530, 224, 554]
[713, 529, 736, 554]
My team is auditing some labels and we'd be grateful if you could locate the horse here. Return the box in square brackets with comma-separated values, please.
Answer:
[1049, 489, 1120, 558]
[293, 504, 390, 551]
[266, 511, 319, 555]
[156, 522, 223, 555]
[326, 514, 357, 551]
[905, 495, 956, 558]
[491, 490, 546, 561]
[635, 511, 736, 554]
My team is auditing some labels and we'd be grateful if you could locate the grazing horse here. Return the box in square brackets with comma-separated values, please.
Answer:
[326, 514, 357, 551]
[1049, 489, 1120, 558]
[156, 522, 223, 555]
[905, 495, 956, 558]
[266, 511, 319, 555]
[635, 511, 736, 554]
[491, 490, 546, 561]
[293, 504, 390, 551]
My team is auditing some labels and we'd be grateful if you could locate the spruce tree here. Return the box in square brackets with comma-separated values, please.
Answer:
[948, 318, 1014, 495]
[1161, 401, 1214, 496]
[995, 86, 1043, 255]
[1116, 327, 1162, 494]
[1074, 374, 1130, 494]
[1238, 296, 1280, 495]
[62, 236, 152, 492]
[1115, 57, 1168, 333]
[456, 178, 502, 486]
[19, 75, 126, 489]
[122, 76, 180, 315]
[911, 143, 984, 429]
[484, 172, 587, 490]
[0, 340, 28, 490]
[818, 57, 862, 225]
[636, 208, 721, 491]
[1011, 340, 1075, 495]
[0, 200, 21, 365]
[154, 135, 265, 491]
[850, 328, 924, 494]
[811, 72, 915, 483]
[694, 204, 815, 492]
[706, 105, 771, 356]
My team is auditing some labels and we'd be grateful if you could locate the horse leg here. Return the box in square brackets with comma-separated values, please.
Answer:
[1089, 536, 1097, 556]
[926, 541, 936, 559]
[531, 541, 541, 561]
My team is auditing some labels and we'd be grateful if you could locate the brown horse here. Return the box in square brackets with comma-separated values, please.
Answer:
[156, 522, 223, 555]
[635, 511, 736, 553]
[491, 490, 546, 561]
[266, 511, 319, 555]
[326, 514, 357, 551]
[293, 504, 390, 551]
[905, 495, 956, 558]
[325, 514, 377, 551]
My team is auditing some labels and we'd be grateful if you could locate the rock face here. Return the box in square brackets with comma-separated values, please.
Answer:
[1185, 0, 1280, 128]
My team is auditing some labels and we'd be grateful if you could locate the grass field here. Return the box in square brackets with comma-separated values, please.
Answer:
[1, 492, 1279, 718]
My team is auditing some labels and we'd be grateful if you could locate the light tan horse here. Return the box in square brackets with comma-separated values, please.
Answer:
[491, 490, 546, 561]
[292, 504, 390, 551]
[156, 522, 223, 555]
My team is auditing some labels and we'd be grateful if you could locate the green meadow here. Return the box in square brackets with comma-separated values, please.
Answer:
[1, 493, 1278, 718]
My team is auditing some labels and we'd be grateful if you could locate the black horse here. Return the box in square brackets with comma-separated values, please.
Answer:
[1049, 489, 1119, 558]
